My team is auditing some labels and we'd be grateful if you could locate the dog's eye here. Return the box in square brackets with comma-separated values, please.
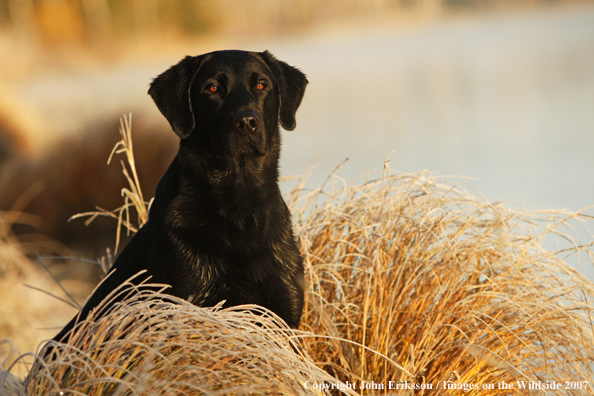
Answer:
[256, 83, 265, 90]
[208, 85, 218, 93]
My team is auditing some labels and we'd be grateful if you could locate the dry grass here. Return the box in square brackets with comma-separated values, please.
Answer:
[70, 114, 152, 256]
[22, 282, 338, 396]
[0, 185, 87, 380]
[290, 165, 594, 394]
[3, 118, 594, 395]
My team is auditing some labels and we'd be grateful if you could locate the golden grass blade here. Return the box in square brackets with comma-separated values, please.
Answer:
[69, 114, 149, 254]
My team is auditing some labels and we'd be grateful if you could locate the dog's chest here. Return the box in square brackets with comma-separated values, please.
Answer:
[182, 251, 278, 305]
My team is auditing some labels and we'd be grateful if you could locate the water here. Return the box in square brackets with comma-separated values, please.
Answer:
[260, 7, 594, 278]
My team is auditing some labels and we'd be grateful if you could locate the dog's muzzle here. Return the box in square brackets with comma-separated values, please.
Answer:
[231, 110, 266, 156]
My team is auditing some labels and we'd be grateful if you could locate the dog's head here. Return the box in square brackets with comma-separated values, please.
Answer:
[149, 50, 307, 166]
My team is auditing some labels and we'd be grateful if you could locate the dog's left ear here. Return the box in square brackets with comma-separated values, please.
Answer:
[148, 55, 204, 139]
[260, 51, 308, 131]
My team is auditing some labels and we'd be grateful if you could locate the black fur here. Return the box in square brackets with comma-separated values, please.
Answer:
[51, 50, 308, 346]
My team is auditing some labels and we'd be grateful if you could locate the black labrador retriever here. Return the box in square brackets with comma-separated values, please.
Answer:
[50, 50, 308, 347]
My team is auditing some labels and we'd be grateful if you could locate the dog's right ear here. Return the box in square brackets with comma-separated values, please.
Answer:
[148, 55, 204, 139]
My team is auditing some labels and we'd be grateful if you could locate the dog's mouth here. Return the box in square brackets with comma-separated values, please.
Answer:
[236, 133, 267, 158]
[211, 129, 266, 160]
[248, 136, 267, 157]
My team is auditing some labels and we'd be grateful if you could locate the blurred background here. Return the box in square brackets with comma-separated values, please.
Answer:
[1, 0, 594, 359]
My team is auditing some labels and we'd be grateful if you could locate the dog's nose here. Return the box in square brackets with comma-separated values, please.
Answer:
[232, 110, 260, 135]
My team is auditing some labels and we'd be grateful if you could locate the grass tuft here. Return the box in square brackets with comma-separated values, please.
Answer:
[24, 282, 338, 396]
[291, 165, 594, 393]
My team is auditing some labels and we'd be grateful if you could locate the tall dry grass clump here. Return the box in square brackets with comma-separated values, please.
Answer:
[289, 165, 594, 393]
[4, 117, 594, 395]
